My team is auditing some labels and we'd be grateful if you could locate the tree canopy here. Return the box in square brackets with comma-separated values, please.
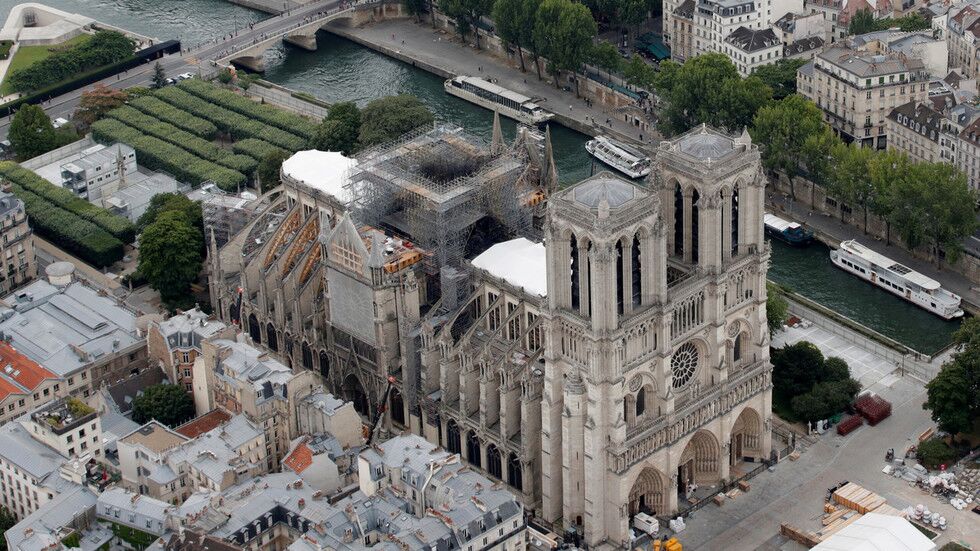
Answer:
[773, 340, 860, 422]
[76, 84, 128, 127]
[766, 282, 788, 334]
[137, 192, 203, 235]
[533, 0, 598, 91]
[358, 94, 434, 146]
[258, 150, 290, 193]
[312, 101, 361, 155]
[152, 61, 167, 90]
[751, 94, 827, 181]
[9, 105, 58, 160]
[623, 54, 656, 90]
[7, 31, 135, 93]
[439, 0, 495, 47]
[848, 8, 931, 35]
[924, 317, 980, 435]
[654, 53, 772, 135]
[493, 0, 539, 72]
[751, 58, 807, 100]
[138, 210, 203, 308]
[590, 41, 623, 79]
[131, 383, 196, 427]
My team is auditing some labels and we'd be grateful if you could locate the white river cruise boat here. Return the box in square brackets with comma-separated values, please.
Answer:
[830, 240, 964, 319]
[585, 136, 651, 179]
[444, 76, 553, 126]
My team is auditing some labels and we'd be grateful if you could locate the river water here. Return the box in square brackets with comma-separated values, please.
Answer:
[0, 0, 959, 351]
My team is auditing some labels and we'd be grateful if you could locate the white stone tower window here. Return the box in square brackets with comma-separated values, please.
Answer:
[671, 341, 699, 388]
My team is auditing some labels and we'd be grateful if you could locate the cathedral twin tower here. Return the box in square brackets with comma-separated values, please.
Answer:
[540, 125, 773, 547]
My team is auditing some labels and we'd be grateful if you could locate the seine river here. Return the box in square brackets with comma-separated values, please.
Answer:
[0, 0, 959, 351]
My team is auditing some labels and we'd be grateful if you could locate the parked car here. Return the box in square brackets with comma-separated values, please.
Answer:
[178, 72, 194, 80]
[52, 117, 69, 129]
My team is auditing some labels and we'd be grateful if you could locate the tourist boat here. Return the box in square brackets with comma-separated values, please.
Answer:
[585, 136, 651, 179]
[764, 213, 814, 247]
[444, 75, 553, 126]
[830, 240, 964, 319]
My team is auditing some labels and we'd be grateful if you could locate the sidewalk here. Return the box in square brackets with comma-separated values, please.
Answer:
[769, 193, 980, 314]
[334, 19, 656, 145]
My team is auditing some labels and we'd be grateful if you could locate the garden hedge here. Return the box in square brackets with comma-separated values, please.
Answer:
[0, 164, 124, 267]
[91, 118, 247, 191]
[128, 96, 217, 139]
[7, 31, 135, 93]
[177, 79, 317, 140]
[154, 87, 307, 152]
[232, 138, 288, 162]
[0, 162, 135, 243]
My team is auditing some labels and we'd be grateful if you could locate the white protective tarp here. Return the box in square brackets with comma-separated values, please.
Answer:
[471, 238, 548, 297]
[812, 513, 937, 551]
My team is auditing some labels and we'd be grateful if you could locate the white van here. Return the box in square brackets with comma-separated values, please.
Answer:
[633, 512, 659, 536]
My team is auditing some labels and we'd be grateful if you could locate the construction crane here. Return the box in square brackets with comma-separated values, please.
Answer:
[364, 375, 398, 446]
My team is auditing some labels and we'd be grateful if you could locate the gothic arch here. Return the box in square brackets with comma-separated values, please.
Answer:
[628, 466, 666, 516]
[266, 323, 278, 352]
[466, 431, 482, 469]
[678, 430, 721, 490]
[446, 419, 461, 455]
[389, 387, 405, 426]
[301, 342, 313, 371]
[342, 374, 370, 417]
[319, 351, 330, 378]
[730, 407, 762, 464]
[486, 444, 502, 479]
[507, 452, 523, 491]
[248, 314, 261, 344]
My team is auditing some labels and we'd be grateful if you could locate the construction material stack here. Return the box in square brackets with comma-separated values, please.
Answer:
[854, 393, 892, 425]
[837, 415, 863, 435]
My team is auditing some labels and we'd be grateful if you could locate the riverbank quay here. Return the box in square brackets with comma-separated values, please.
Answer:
[225, 0, 304, 15]
[768, 192, 980, 318]
[325, 18, 655, 146]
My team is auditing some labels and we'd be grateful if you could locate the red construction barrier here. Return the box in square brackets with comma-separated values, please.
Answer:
[854, 394, 892, 426]
[837, 415, 864, 435]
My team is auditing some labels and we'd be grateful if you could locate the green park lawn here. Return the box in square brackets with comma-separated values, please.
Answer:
[0, 34, 91, 95]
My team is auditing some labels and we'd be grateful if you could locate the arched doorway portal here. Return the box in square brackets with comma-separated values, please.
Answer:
[677, 430, 721, 497]
[342, 374, 370, 417]
[629, 467, 666, 516]
[507, 453, 522, 491]
[301, 342, 313, 371]
[266, 323, 278, 352]
[319, 351, 329, 378]
[248, 314, 261, 344]
[730, 407, 762, 465]
[446, 420, 461, 455]
[486, 444, 502, 479]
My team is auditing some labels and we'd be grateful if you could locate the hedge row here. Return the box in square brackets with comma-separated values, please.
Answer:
[6, 31, 135, 93]
[91, 119, 247, 191]
[154, 87, 307, 152]
[232, 138, 288, 161]
[0, 162, 135, 243]
[218, 154, 259, 173]
[177, 79, 317, 140]
[0, 164, 124, 267]
[107, 105, 229, 161]
[128, 95, 218, 139]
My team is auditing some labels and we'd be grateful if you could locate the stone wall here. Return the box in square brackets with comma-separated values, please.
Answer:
[769, 172, 980, 286]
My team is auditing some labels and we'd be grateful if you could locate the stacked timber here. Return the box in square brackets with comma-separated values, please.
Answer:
[832, 482, 887, 513]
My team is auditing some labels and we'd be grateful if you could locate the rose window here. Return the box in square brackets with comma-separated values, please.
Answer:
[671, 342, 699, 389]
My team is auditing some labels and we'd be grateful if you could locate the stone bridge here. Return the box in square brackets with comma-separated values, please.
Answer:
[219, 1, 406, 72]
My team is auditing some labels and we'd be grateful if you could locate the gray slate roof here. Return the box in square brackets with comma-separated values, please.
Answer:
[725, 26, 781, 52]
[4, 484, 97, 551]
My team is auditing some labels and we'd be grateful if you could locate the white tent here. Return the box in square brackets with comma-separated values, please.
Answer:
[812, 513, 937, 551]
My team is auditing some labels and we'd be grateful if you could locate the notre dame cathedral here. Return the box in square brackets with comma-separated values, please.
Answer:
[209, 122, 773, 549]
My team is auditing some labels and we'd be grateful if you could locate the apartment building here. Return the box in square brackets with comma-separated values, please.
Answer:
[147, 308, 230, 402]
[0, 191, 36, 295]
[724, 26, 784, 74]
[3, 485, 101, 551]
[201, 339, 317, 470]
[116, 414, 267, 505]
[798, 45, 930, 147]
[957, 117, 980, 189]
[0, 342, 61, 426]
[672, 0, 697, 61]
[948, 4, 980, 78]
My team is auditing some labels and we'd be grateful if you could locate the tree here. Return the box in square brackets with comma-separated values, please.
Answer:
[623, 54, 656, 89]
[311, 101, 361, 155]
[9, 104, 58, 160]
[517, 0, 545, 79]
[751, 58, 807, 100]
[896, 12, 930, 31]
[824, 357, 851, 382]
[440, 0, 494, 48]
[137, 192, 203, 235]
[590, 41, 623, 80]
[766, 281, 788, 334]
[917, 162, 978, 265]
[772, 341, 825, 398]
[0, 506, 16, 550]
[886, 164, 928, 251]
[924, 317, 980, 435]
[151, 61, 167, 90]
[405, 0, 428, 21]
[916, 438, 959, 469]
[138, 210, 203, 307]
[827, 142, 874, 228]
[800, 126, 837, 187]
[6, 31, 135, 93]
[848, 9, 877, 35]
[75, 84, 128, 126]
[258, 150, 290, 193]
[494, 0, 533, 72]
[791, 378, 861, 423]
[131, 383, 196, 427]
[533, 0, 598, 95]
[358, 95, 434, 146]
[751, 94, 828, 198]
[654, 53, 771, 135]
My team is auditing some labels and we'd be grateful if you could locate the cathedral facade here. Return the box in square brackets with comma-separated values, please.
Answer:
[208, 122, 772, 549]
